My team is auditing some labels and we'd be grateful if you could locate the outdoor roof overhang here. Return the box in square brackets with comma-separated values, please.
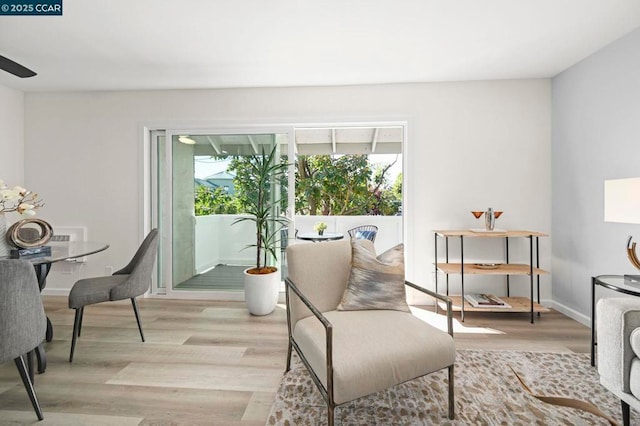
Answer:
[184, 126, 403, 157]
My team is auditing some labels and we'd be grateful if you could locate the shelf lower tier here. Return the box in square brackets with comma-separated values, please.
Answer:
[438, 296, 550, 313]
[436, 262, 549, 275]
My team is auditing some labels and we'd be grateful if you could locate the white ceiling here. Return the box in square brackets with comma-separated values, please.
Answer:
[1, 0, 640, 92]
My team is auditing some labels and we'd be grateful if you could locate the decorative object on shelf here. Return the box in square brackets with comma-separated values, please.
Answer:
[604, 177, 640, 282]
[485, 208, 496, 231]
[471, 209, 504, 231]
[464, 293, 511, 308]
[6, 218, 54, 249]
[0, 179, 44, 257]
[627, 237, 640, 282]
[313, 221, 327, 236]
[474, 263, 500, 270]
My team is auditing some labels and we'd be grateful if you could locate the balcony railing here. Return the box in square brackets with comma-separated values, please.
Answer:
[194, 214, 403, 274]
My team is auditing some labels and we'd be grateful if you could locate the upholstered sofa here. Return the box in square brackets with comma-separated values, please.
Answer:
[596, 297, 640, 425]
[285, 238, 455, 425]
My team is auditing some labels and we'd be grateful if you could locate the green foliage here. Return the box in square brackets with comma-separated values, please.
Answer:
[231, 145, 289, 271]
[295, 155, 371, 215]
[295, 155, 401, 216]
[194, 186, 241, 215]
[229, 155, 289, 214]
[196, 152, 402, 224]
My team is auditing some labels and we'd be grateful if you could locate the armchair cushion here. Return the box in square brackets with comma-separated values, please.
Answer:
[293, 309, 455, 405]
[337, 241, 409, 312]
[631, 359, 640, 401]
[630, 327, 640, 358]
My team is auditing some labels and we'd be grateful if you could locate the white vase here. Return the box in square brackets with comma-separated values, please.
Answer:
[0, 213, 11, 257]
[243, 268, 280, 316]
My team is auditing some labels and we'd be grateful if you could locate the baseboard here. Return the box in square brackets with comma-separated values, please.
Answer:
[409, 292, 591, 327]
[42, 287, 589, 327]
[145, 290, 286, 303]
[42, 288, 70, 297]
[545, 299, 590, 327]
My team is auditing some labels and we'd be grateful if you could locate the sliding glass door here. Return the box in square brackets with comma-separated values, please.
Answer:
[154, 128, 293, 298]
[149, 122, 405, 299]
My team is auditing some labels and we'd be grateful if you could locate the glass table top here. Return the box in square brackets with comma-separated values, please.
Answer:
[595, 274, 640, 294]
[1, 241, 110, 265]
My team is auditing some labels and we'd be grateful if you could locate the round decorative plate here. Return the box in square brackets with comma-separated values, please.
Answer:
[474, 263, 500, 270]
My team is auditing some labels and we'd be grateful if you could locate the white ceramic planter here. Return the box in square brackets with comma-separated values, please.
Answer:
[243, 268, 280, 316]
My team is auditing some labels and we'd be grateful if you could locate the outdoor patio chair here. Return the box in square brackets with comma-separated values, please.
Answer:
[0, 259, 47, 421]
[285, 239, 455, 425]
[68, 228, 159, 362]
[347, 225, 378, 243]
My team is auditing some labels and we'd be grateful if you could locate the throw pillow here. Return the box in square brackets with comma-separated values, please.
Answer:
[337, 240, 409, 312]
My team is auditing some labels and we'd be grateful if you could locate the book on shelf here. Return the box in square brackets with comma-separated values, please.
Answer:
[464, 293, 512, 308]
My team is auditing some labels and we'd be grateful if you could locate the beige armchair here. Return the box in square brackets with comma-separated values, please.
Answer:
[597, 297, 640, 426]
[285, 239, 455, 425]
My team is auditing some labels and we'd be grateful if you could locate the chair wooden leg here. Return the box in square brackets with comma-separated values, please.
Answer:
[622, 399, 630, 426]
[448, 364, 455, 420]
[69, 307, 83, 362]
[14, 355, 44, 420]
[131, 298, 145, 342]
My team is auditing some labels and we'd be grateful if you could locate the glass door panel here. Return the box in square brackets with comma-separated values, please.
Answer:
[160, 130, 290, 295]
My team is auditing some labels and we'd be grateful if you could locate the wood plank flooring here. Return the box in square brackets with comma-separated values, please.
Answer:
[0, 296, 591, 425]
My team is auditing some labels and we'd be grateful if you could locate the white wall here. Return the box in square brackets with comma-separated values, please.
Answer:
[0, 84, 24, 189]
[552, 27, 640, 322]
[25, 80, 551, 296]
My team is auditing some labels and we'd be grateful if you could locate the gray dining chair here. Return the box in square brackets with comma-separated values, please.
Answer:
[68, 228, 159, 362]
[0, 259, 47, 421]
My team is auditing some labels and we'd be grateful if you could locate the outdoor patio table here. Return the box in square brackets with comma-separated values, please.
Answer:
[297, 232, 344, 242]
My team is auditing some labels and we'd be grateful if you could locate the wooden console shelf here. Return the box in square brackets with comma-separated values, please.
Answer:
[434, 229, 549, 323]
[436, 263, 549, 276]
[438, 296, 551, 314]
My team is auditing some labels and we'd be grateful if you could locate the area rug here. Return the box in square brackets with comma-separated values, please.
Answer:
[266, 350, 633, 425]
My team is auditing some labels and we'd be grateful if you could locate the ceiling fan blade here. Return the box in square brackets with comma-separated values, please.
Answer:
[0, 55, 37, 78]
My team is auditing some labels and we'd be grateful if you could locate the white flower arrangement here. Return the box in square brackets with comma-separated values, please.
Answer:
[313, 221, 328, 233]
[0, 179, 43, 216]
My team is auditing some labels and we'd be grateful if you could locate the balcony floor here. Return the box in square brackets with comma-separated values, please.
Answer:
[176, 264, 246, 291]
[175, 264, 288, 291]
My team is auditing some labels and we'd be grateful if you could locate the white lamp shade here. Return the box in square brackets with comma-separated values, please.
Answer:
[604, 177, 640, 224]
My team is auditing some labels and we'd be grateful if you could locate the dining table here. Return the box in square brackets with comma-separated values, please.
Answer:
[2, 241, 110, 373]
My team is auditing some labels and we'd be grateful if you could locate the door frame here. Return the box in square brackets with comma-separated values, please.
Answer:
[144, 120, 408, 300]
[152, 125, 294, 299]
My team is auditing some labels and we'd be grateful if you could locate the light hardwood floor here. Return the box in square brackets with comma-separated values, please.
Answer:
[0, 296, 591, 425]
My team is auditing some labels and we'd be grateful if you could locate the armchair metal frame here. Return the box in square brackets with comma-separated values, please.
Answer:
[285, 278, 454, 425]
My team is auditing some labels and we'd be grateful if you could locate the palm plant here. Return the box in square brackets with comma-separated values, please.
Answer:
[233, 144, 289, 274]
